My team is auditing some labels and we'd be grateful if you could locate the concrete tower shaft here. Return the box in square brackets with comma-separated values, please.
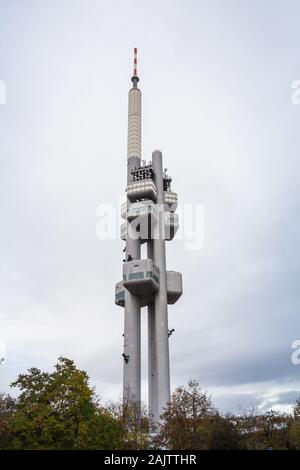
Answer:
[152, 150, 171, 424]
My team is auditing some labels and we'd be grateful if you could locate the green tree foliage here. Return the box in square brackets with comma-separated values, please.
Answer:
[208, 414, 243, 450]
[0, 393, 16, 449]
[1, 359, 299, 450]
[9, 357, 122, 449]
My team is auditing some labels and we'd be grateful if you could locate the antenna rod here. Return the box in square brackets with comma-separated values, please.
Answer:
[131, 47, 139, 86]
[134, 47, 137, 76]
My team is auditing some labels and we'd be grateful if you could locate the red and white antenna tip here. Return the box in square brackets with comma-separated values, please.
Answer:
[133, 48, 138, 77]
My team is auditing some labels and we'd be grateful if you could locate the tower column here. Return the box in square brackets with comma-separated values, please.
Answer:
[152, 150, 171, 424]
[147, 240, 158, 430]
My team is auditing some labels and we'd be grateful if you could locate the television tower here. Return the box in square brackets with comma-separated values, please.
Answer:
[115, 49, 182, 429]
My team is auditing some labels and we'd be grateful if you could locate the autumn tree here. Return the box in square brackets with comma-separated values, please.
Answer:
[235, 408, 290, 450]
[109, 398, 150, 450]
[290, 399, 300, 449]
[157, 380, 216, 449]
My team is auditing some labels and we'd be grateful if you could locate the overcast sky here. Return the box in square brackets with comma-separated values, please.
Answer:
[1, 0, 300, 414]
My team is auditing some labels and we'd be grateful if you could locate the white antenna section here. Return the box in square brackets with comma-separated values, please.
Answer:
[127, 48, 141, 159]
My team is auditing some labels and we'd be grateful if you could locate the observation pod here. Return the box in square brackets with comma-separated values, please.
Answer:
[115, 269, 182, 308]
[123, 259, 159, 298]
